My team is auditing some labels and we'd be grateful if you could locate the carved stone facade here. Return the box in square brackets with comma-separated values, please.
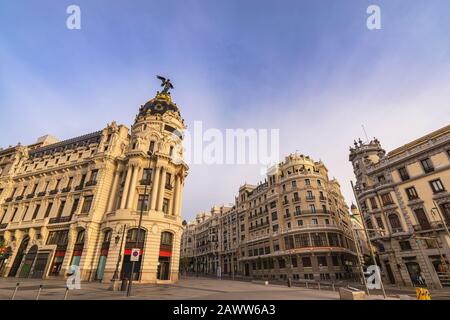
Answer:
[0, 91, 188, 284]
[181, 153, 358, 282]
[349, 125, 450, 288]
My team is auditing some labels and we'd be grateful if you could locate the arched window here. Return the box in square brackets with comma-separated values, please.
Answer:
[388, 213, 402, 232]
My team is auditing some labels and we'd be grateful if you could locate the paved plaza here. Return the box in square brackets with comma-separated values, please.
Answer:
[0, 277, 340, 300]
[0, 276, 447, 300]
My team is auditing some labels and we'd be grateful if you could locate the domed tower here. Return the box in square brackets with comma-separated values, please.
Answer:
[349, 138, 386, 190]
[104, 78, 188, 284]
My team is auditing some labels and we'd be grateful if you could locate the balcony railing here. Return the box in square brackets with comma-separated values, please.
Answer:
[85, 180, 97, 187]
[306, 196, 315, 201]
[292, 198, 300, 203]
[26, 194, 35, 199]
[5, 197, 13, 203]
[37, 191, 47, 197]
[74, 185, 84, 191]
[413, 224, 432, 232]
[0, 223, 8, 229]
[15, 195, 24, 201]
[49, 216, 73, 224]
[49, 189, 59, 195]
[319, 196, 327, 201]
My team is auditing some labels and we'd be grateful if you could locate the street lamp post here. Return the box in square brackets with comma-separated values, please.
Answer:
[350, 223, 370, 294]
[111, 223, 127, 282]
[127, 151, 153, 297]
[351, 181, 387, 298]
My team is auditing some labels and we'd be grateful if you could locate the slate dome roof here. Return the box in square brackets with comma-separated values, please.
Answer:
[139, 92, 179, 116]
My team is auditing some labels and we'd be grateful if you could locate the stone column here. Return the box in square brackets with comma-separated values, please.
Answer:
[107, 169, 121, 212]
[175, 178, 185, 218]
[120, 166, 133, 209]
[150, 166, 161, 210]
[156, 167, 167, 212]
[126, 166, 139, 209]
[172, 175, 180, 216]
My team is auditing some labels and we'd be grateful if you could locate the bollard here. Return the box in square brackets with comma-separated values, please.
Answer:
[318, 282, 321, 290]
[36, 285, 43, 300]
[63, 287, 69, 300]
[10, 282, 20, 300]
[332, 283, 336, 292]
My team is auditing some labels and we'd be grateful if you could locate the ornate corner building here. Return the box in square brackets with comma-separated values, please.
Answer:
[0, 90, 188, 284]
[349, 125, 450, 288]
[181, 153, 358, 282]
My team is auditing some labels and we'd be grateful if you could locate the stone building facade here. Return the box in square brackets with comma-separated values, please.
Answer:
[181, 153, 358, 282]
[349, 125, 450, 288]
[0, 90, 188, 284]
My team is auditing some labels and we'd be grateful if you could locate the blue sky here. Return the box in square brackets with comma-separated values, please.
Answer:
[1, 0, 450, 220]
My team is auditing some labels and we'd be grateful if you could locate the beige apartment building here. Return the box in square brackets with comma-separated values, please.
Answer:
[181, 153, 359, 282]
[0, 89, 188, 284]
[349, 125, 450, 288]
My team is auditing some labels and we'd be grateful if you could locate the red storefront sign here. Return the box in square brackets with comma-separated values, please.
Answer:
[159, 250, 172, 257]
[55, 250, 66, 257]
[72, 250, 83, 257]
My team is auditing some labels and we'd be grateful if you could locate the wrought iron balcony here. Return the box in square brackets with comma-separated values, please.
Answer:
[49, 189, 59, 195]
[26, 193, 35, 199]
[0, 223, 8, 230]
[74, 185, 84, 191]
[37, 191, 47, 197]
[5, 197, 13, 202]
[306, 196, 315, 201]
[15, 195, 24, 201]
[49, 216, 72, 224]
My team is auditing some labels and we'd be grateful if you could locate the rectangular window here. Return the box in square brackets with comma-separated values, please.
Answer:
[162, 198, 170, 214]
[317, 256, 328, 267]
[305, 179, 310, 186]
[31, 204, 41, 220]
[381, 193, 394, 206]
[81, 196, 93, 213]
[70, 199, 79, 217]
[292, 180, 297, 188]
[10, 208, 18, 222]
[405, 186, 419, 200]
[149, 141, 155, 153]
[332, 256, 339, 266]
[399, 240, 412, 251]
[294, 234, 309, 247]
[421, 158, 434, 173]
[271, 212, 277, 221]
[398, 166, 410, 181]
[165, 173, 172, 188]
[56, 201, 66, 218]
[142, 168, 152, 184]
[291, 256, 298, 268]
[370, 197, 378, 209]
[430, 179, 445, 193]
[376, 217, 384, 230]
[137, 194, 149, 211]
[44, 202, 53, 218]
[90, 170, 99, 182]
[309, 204, 316, 213]
[302, 257, 312, 267]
